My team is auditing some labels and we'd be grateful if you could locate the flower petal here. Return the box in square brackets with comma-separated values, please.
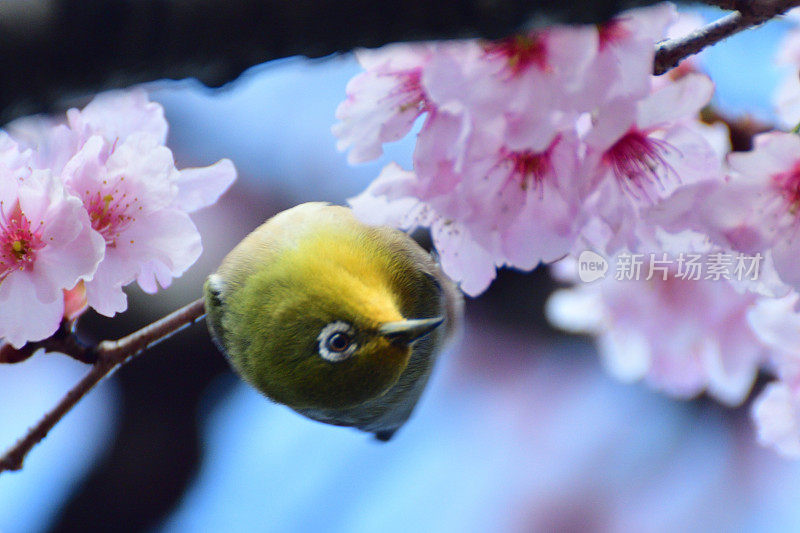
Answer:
[172, 159, 236, 213]
[0, 271, 64, 348]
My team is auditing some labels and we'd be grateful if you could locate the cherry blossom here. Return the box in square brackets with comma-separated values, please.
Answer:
[66, 88, 169, 145]
[337, 2, 707, 295]
[0, 135, 104, 347]
[752, 382, 800, 458]
[5, 89, 237, 317]
[8, 89, 167, 176]
[430, 26, 598, 153]
[580, 2, 677, 106]
[9, 89, 236, 213]
[350, 120, 587, 295]
[657, 132, 800, 293]
[63, 281, 89, 321]
[579, 74, 720, 252]
[336, 4, 800, 459]
[0, 86, 236, 348]
[773, 9, 800, 127]
[747, 293, 800, 457]
[171, 159, 238, 214]
[332, 43, 436, 164]
[547, 257, 768, 406]
[58, 134, 195, 315]
[349, 163, 499, 295]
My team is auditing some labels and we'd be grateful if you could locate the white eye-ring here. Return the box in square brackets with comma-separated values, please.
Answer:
[317, 321, 358, 362]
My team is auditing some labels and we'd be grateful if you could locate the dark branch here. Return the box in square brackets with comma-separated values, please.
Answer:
[0, 0, 672, 124]
[0, 298, 206, 474]
[697, 0, 745, 10]
[654, 0, 800, 75]
[1, 319, 95, 365]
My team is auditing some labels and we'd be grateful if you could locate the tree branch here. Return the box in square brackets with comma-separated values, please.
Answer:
[0, 0, 797, 123]
[653, 0, 800, 75]
[0, 297, 206, 474]
[0, 0, 675, 124]
[1, 319, 95, 365]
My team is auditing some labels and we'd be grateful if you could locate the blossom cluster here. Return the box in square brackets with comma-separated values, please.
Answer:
[0, 89, 236, 348]
[334, 3, 800, 458]
[336, 3, 721, 295]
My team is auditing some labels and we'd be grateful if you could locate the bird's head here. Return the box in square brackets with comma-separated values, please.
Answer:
[220, 229, 444, 410]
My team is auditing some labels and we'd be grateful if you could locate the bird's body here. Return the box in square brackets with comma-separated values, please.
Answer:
[204, 202, 462, 440]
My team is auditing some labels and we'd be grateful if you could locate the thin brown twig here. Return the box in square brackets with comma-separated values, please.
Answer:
[0, 0, 673, 125]
[0, 319, 95, 365]
[654, 0, 800, 75]
[0, 297, 206, 474]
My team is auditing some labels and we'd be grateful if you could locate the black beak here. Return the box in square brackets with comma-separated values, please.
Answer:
[378, 317, 444, 345]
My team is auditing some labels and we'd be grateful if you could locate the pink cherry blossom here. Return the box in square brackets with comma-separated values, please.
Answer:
[350, 112, 587, 296]
[171, 159, 237, 213]
[580, 2, 677, 106]
[746, 293, 800, 457]
[773, 10, 800, 127]
[5, 117, 78, 177]
[73, 90, 237, 214]
[137, 159, 237, 294]
[700, 132, 800, 292]
[773, 76, 800, 130]
[59, 133, 202, 315]
[349, 163, 503, 295]
[9, 89, 236, 216]
[645, 179, 763, 254]
[7, 89, 237, 315]
[66, 88, 169, 145]
[0, 135, 104, 347]
[440, 26, 598, 151]
[8, 88, 167, 176]
[580, 74, 720, 253]
[752, 382, 800, 458]
[338, 4, 709, 296]
[747, 293, 800, 366]
[643, 181, 794, 299]
[585, 73, 717, 202]
[423, 121, 586, 268]
[547, 257, 767, 406]
[63, 281, 89, 321]
[332, 43, 435, 163]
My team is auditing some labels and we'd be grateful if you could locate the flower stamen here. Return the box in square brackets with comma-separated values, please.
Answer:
[772, 161, 800, 214]
[603, 128, 678, 202]
[597, 19, 631, 50]
[0, 200, 45, 281]
[505, 150, 552, 193]
[484, 33, 550, 76]
[83, 177, 139, 247]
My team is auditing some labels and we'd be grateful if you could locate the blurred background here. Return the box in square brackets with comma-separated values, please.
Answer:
[3, 6, 800, 533]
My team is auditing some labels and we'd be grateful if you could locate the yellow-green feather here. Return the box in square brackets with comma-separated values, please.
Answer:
[204, 202, 462, 435]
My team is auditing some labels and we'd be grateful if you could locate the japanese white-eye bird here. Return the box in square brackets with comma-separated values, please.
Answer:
[204, 202, 463, 441]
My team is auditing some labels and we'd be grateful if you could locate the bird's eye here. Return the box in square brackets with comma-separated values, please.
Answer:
[317, 321, 358, 362]
[327, 332, 352, 352]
